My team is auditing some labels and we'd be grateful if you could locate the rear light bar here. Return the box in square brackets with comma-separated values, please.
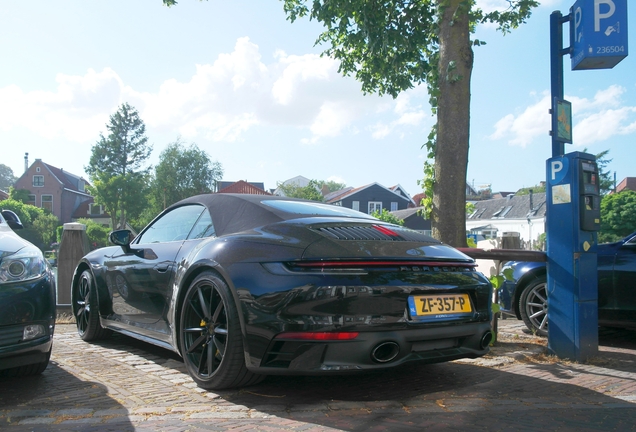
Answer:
[372, 225, 400, 237]
[275, 332, 360, 341]
[293, 261, 475, 269]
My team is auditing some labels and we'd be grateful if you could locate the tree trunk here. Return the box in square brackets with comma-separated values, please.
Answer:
[432, 0, 474, 247]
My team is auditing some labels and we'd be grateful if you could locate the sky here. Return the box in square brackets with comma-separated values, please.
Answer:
[1, 0, 635, 198]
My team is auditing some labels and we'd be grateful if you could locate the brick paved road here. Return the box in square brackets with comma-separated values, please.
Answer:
[1, 321, 635, 431]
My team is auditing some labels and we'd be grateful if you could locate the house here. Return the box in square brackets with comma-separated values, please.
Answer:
[217, 180, 271, 195]
[390, 207, 431, 234]
[388, 184, 416, 206]
[72, 200, 111, 227]
[13, 159, 102, 225]
[465, 183, 480, 197]
[217, 180, 267, 193]
[272, 175, 313, 196]
[615, 177, 636, 193]
[326, 183, 414, 214]
[411, 193, 425, 208]
[0, 189, 8, 201]
[466, 192, 547, 249]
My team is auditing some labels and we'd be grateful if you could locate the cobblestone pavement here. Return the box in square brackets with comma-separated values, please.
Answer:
[1, 320, 635, 431]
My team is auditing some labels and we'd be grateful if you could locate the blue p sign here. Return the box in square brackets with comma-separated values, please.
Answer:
[549, 157, 569, 185]
[570, 0, 628, 70]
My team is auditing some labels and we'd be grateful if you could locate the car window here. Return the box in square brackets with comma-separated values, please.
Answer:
[261, 200, 375, 219]
[187, 208, 216, 240]
[137, 205, 205, 244]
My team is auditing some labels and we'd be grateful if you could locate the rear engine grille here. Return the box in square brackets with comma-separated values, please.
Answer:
[314, 226, 433, 242]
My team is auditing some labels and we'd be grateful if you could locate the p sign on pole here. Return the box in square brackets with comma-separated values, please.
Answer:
[571, 0, 628, 70]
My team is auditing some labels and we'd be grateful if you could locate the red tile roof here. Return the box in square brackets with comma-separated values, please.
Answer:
[616, 177, 636, 193]
[217, 180, 271, 195]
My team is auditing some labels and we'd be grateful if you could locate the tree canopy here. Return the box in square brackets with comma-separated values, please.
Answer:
[599, 190, 636, 242]
[276, 179, 325, 202]
[281, 0, 537, 246]
[316, 180, 347, 194]
[0, 163, 17, 191]
[86, 103, 152, 229]
[0, 198, 60, 249]
[371, 208, 404, 226]
[151, 139, 224, 211]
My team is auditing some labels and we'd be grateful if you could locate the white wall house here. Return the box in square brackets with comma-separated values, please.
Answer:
[466, 192, 546, 250]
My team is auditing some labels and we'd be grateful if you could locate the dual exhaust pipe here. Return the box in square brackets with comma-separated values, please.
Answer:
[370, 330, 493, 364]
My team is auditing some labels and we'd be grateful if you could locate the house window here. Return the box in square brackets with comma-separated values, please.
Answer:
[492, 207, 505, 217]
[499, 206, 513, 218]
[390, 202, 398, 211]
[27, 195, 36, 206]
[41, 195, 53, 211]
[368, 201, 382, 214]
[352, 201, 360, 211]
[88, 203, 103, 215]
[33, 175, 44, 187]
[78, 179, 85, 192]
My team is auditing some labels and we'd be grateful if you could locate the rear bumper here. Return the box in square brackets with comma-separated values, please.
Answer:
[252, 322, 492, 375]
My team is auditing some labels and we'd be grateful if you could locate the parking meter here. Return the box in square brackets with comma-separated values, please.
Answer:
[546, 151, 599, 361]
[579, 159, 601, 231]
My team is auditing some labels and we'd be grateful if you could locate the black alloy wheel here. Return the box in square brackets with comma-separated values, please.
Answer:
[179, 271, 263, 390]
[73, 270, 110, 341]
[519, 277, 548, 337]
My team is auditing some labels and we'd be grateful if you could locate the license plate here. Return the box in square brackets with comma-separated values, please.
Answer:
[408, 294, 472, 320]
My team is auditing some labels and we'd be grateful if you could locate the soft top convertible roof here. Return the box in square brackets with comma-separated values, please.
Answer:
[171, 194, 375, 237]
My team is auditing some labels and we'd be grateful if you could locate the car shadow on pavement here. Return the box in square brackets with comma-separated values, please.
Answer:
[220, 359, 636, 431]
[25, 325, 635, 431]
[0, 360, 134, 430]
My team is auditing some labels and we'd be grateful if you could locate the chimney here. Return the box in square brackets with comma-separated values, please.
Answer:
[24, 152, 29, 173]
[529, 189, 534, 211]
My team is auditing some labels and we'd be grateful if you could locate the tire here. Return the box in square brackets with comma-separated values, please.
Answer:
[179, 271, 264, 390]
[73, 269, 111, 341]
[519, 276, 548, 337]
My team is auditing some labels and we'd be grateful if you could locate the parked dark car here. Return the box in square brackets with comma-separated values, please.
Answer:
[0, 209, 56, 376]
[71, 194, 493, 390]
[499, 232, 636, 336]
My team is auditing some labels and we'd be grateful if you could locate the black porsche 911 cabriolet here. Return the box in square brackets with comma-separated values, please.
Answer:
[72, 194, 493, 390]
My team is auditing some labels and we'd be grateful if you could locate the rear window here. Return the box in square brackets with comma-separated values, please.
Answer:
[262, 200, 376, 219]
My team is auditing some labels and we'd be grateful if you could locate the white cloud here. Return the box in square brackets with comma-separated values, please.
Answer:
[0, 37, 427, 146]
[487, 93, 550, 147]
[368, 92, 428, 140]
[271, 52, 335, 105]
[573, 107, 636, 146]
[489, 85, 636, 147]
[309, 101, 357, 138]
[0, 68, 125, 141]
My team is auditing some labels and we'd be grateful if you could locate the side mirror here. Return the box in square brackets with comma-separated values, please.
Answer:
[1, 210, 24, 230]
[109, 229, 133, 253]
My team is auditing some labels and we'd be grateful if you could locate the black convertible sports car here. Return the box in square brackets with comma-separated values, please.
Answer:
[72, 194, 493, 389]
